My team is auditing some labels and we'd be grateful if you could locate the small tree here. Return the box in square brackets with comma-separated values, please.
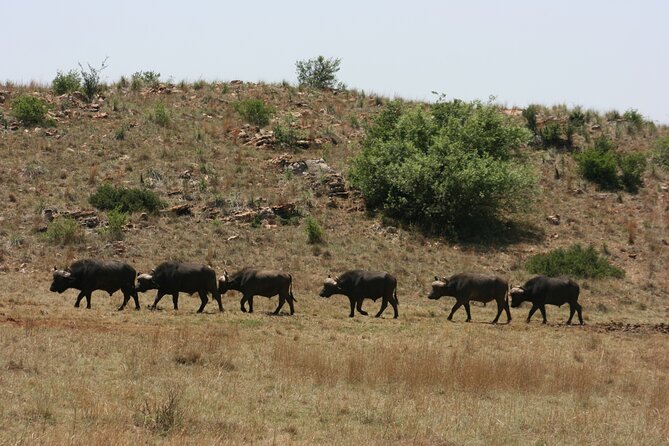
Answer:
[79, 57, 108, 102]
[295, 56, 342, 89]
[52, 70, 81, 95]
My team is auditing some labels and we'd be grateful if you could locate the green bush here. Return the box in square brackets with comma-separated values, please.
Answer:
[295, 56, 342, 89]
[623, 109, 644, 133]
[305, 216, 324, 244]
[132, 71, 161, 89]
[652, 137, 669, 171]
[522, 104, 541, 133]
[43, 217, 83, 245]
[525, 244, 624, 279]
[234, 99, 274, 127]
[79, 58, 108, 102]
[11, 95, 48, 126]
[273, 121, 302, 148]
[105, 209, 128, 241]
[576, 137, 646, 192]
[349, 99, 535, 237]
[619, 152, 646, 193]
[540, 122, 563, 147]
[150, 103, 170, 127]
[52, 70, 81, 95]
[89, 184, 163, 213]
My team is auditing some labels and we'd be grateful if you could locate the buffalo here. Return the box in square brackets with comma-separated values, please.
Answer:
[319, 270, 398, 318]
[428, 273, 510, 324]
[218, 267, 296, 315]
[49, 259, 139, 310]
[136, 261, 223, 313]
[510, 276, 583, 324]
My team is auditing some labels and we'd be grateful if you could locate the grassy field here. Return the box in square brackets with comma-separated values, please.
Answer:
[0, 80, 668, 444]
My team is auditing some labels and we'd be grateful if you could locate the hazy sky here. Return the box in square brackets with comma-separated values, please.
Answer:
[4, 0, 668, 122]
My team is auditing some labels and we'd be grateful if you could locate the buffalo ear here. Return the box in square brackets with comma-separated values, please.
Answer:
[327, 274, 331, 278]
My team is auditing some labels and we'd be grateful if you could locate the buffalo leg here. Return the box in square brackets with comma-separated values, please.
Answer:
[575, 302, 583, 324]
[348, 297, 355, 318]
[240, 295, 247, 312]
[287, 294, 295, 315]
[375, 297, 388, 318]
[274, 294, 286, 315]
[539, 306, 548, 324]
[151, 291, 166, 310]
[527, 304, 539, 323]
[463, 302, 472, 322]
[132, 289, 140, 310]
[356, 299, 368, 316]
[118, 291, 131, 311]
[196, 291, 209, 313]
[74, 291, 86, 308]
[504, 300, 512, 323]
[85, 292, 92, 309]
[391, 296, 399, 319]
[172, 293, 179, 310]
[492, 300, 504, 324]
[247, 295, 254, 313]
[447, 302, 462, 321]
[213, 291, 223, 312]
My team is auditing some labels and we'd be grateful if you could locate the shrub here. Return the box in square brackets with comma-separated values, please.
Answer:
[522, 104, 541, 133]
[79, 58, 108, 102]
[623, 109, 644, 133]
[540, 122, 563, 147]
[652, 137, 669, 171]
[52, 70, 81, 95]
[105, 209, 128, 241]
[11, 95, 48, 126]
[234, 99, 274, 127]
[525, 244, 624, 279]
[575, 137, 646, 193]
[273, 121, 301, 148]
[295, 56, 342, 89]
[150, 103, 170, 127]
[132, 71, 161, 89]
[305, 216, 324, 244]
[568, 108, 586, 129]
[43, 218, 83, 245]
[619, 152, 646, 193]
[349, 99, 535, 237]
[89, 183, 163, 213]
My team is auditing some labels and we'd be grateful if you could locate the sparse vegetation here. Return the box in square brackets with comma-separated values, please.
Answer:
[10, 95, 48, 126]
[89, 184, 163, 213]
[131, 71, 161, 89]
[51, 70, 81, 95]
[149, 102, 171, 127]
[350, 98, 535, 237]
[526, 244, 624, 279]
[273, 120, 301, 148]
[43, 217, 83, 245]
[104, 209, 128, 241]
[305, 216, 324, 244]
[652, 136, 669, 171]
[295, 55, 342, 89]
[78, 58, 108, 102]
[234, 99, 274, 127]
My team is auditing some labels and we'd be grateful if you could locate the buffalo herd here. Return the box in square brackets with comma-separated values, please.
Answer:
[49, 259, 584, 324]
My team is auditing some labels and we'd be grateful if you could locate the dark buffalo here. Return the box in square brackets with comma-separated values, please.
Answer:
[510, 276, 582, 324]
[136, 261, 223, 313]
[428, 273, 511, 324]
[49, 259, 139, 310]
[319, 270, 398, 318]
[218, 267, 296, 315]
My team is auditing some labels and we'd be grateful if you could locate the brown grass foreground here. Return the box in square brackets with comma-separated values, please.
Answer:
[0, 80, 668, 444]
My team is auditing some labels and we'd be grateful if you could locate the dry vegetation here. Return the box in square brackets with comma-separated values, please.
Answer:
[0, 79, 668, 444]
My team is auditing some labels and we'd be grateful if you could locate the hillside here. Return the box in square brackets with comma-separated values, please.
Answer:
[0, 80, 668, 444]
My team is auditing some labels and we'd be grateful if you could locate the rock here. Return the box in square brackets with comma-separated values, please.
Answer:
[93, 112, 109, 119]
[546, 214, 560, 225]
[179, 170, 193, 179]
[43, 209, 55, 222]
[140, 212, 149, 221]
[164, 204, 193, 216]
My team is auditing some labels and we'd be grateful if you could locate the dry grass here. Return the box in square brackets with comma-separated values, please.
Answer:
[0, 81, 668, 444]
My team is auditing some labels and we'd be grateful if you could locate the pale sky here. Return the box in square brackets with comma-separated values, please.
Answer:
[3, 0, 668, 122]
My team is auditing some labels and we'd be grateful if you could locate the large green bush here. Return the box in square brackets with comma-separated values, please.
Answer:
[350, 99, 535, 236]
[11, 95, 48, 126]
[525, 244, 624, 279]
[52, 70, 81, 95]
[89, 184, 163, 213]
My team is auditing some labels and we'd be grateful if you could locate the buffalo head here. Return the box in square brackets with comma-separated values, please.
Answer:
[319, 275, 340, 298]
[50, 267, 74, 293]
[218, 271, 231, 294]
[510, 286, 526, 308]
[136, 273, 157, 293]
[427, 276, 449, 300]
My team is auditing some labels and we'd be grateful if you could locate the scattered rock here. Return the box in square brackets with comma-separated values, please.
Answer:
[93, 112, 108, 119]
[163, 204, 193, 216]
[546, 214, 560, 225]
